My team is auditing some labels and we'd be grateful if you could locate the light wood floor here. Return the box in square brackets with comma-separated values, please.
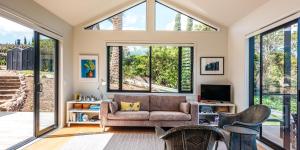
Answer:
[24, 125, 271, 150]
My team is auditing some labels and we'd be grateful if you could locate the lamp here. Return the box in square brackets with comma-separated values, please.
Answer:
[98, 79, 107, 100]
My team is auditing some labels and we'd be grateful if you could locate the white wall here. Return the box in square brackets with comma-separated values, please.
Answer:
[0, 0, 73, 127]
[73, 28, 229, 100]
[228, 0, 300, 111]
[72, 0, 229, 100]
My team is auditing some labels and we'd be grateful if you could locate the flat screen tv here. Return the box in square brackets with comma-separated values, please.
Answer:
[201, 84, 231, 102]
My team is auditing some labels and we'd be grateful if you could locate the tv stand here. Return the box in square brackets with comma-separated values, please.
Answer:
[198, 101, 236, 126]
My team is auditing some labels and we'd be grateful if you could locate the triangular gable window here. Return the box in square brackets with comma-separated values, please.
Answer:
[85, 2, 146, 31]
[155, 1, 217, 31]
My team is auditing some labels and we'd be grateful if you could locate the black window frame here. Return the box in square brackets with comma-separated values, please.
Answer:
[107, 45, 194, 93]
[249, 18, 300, 150]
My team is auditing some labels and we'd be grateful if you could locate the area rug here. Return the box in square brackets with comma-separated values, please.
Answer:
[60, 133, 164, 150]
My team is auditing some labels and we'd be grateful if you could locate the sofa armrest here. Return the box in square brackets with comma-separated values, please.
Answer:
[100, 101, 109, 119]
[189, 102, 198, 123]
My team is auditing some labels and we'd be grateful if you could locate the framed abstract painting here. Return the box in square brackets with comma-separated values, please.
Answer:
[79, 55, 98, 82]
[200, 57, 224, 75]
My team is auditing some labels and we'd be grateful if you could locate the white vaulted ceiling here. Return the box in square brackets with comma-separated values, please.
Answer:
[33, 0, 269, 26]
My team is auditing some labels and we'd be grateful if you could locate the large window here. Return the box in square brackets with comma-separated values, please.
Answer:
[107, 45, 193, 93]
[155, 2, 217, 31]
[85, 2, 146, 31]
[85, 1, 218, 32]
[249, 19, 299, 150]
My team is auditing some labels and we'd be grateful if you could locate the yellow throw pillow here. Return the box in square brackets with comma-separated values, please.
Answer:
[120, 101, 140, 111]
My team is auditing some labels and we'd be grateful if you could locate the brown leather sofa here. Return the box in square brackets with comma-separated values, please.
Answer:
[100, 95, 198, 128]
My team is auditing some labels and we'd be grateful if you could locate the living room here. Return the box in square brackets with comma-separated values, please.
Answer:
[0, 0, 299, 150]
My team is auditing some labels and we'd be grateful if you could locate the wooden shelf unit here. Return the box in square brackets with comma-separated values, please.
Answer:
[66, 100, 101, 127]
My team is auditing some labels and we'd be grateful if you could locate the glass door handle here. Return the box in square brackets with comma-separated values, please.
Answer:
[38, 83, 43, 92]
[284, 105, 289, 129]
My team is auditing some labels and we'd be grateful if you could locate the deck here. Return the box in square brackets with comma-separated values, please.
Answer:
[0, 112, 54, 149]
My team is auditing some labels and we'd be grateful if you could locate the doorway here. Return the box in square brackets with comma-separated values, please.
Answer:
[249, 19, 299, 150]
[0, 16, 59, 149]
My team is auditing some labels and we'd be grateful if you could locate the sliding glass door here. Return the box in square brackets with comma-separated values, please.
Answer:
[0, 16, 59, 149]
[250, 19, 299, 150]
[34, 32, 58, 136]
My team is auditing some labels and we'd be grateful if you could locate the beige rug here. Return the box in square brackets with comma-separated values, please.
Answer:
[60, 133, 164, 150]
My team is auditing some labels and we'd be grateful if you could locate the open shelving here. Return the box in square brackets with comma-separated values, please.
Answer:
[198, 101, 236, 126]
[66, 100, 101, 127]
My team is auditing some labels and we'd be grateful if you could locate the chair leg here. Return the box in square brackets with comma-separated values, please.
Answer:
[215, 141, 219, 150]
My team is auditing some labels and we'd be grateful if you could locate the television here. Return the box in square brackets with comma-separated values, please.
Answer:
[200, 84, 231, 102]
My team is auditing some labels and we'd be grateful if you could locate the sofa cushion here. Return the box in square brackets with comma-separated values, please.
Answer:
[149, 111, 191, 121]
[180, 102, 190, 114]
[120, 101, 140, 111]
[109, 101, 118, 114]
[108, 111, 149, 120]
[114, 95, 150, 111]
[150, 95, 186, 111]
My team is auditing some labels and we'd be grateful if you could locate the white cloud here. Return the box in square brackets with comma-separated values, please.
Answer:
[123, 15, 138, 25]
[0, 16, 33, 44]
[0, 17, 32, 33]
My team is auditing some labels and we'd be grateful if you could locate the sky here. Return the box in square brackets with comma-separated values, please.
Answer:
[0, 16, 33, 44]
[98, 2, 204, 31]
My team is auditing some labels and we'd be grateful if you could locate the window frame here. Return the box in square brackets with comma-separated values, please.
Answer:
[84, 1, 147, 31]
[248, 18, 299, 150]
[154, 1, 218, 32]
[107, 45, 194, 93]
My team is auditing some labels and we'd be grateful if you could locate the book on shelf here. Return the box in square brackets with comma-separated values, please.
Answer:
[70, 112, 99, 122]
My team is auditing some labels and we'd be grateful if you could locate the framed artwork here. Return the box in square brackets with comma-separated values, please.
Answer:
[200, 57, 224, 75]
[79, 55, 98, 82]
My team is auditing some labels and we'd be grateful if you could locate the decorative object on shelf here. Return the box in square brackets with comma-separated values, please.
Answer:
[82, 114, 89, 122]
[74, 93, 81, 100]
[75, 94, 99, 102]
[197, 95, 201, 102]
[200, 105, 213, 113]
[216, 106, 229, 112]
[74, 103, 82, 109]
[82, 104, 90, 109]
[89, 104, 100, 111]
[79, 54, 98, 82]
[200, 57, 224, 75]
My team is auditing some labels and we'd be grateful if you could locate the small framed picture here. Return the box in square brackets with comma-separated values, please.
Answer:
[200, 57, 224, 75]
[79, 55, 98, 82]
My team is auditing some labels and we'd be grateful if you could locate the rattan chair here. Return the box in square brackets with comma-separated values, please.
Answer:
[218, 104, 271, 132]
[155, 125, 228, 150]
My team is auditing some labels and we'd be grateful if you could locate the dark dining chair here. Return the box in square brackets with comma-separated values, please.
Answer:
[155, 125, 228, 150]
[218, 104, 271, 150]
[218, 104, 271, 132]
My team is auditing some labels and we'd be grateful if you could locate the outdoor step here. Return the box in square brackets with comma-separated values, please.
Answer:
[0, 81, 20, 85]
[0, 83, 20, 86]
[0, 76, 19, 79]
[0, 90, 18, 94]
[0, 95, 14, 100]
[0, 79, 20, 82]
[0, 86, 19, 90]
